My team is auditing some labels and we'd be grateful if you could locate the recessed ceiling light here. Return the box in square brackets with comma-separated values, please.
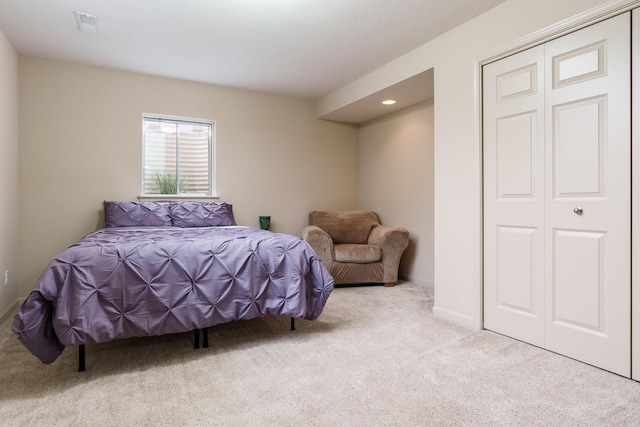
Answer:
[382, 100, 396, 105]
[75, 11, 98, 34]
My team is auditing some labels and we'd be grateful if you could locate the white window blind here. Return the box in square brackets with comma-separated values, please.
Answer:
[142, 116, 214, 196]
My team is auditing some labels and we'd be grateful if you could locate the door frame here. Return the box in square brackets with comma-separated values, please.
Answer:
[476, 0, 640, 378]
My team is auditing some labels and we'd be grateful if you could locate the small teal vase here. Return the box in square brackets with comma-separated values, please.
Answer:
[259, 216, 271, 230]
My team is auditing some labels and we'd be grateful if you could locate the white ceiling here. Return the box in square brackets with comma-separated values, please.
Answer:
[0, 0, 506, 119]
[320, 68, 435, 123]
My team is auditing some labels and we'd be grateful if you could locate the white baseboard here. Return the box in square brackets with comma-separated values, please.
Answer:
[0, 299, 19, 323]
[433, 305, 480, 330]
[399, 274, 433, 287]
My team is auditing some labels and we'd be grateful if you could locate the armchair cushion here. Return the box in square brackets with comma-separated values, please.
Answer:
[334, 244, 382, 264]
[308, 210, 380, 244]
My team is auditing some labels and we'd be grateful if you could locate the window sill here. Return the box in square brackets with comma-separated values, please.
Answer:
[138, 194, 220, 201]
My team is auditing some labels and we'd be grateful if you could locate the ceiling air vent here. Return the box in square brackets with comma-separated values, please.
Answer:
[75, 11, 98, 34]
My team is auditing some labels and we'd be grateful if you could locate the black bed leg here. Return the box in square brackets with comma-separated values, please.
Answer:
[194, 329, 200, 349]
[78, 345, 86, 372]
[203, 328, 209, 348]
[290, 317, 296, 331]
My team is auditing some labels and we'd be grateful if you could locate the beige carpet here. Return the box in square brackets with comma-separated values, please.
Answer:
[2, 282, 640, 426]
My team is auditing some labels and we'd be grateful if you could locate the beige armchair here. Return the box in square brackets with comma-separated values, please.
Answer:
[302, 210, 409, 287]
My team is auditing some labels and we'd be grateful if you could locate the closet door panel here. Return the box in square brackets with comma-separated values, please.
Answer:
[496, 226, 537, 314]
[552, 98, 604, 197]
[483, 46, 545, 347]
[552, 229, 605, 332]
[544, 12, 630, 377]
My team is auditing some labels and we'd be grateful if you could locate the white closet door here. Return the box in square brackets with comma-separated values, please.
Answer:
[543, 13, 630, 377]
[484, 12, 630, 377]
[633, 8, 640, 382]
[483, 46, 546, 347]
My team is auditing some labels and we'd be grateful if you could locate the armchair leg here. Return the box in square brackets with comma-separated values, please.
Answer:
[384, 283, 395, 287]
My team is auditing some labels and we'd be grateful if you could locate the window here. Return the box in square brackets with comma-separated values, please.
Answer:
[142, 115, 214, 196]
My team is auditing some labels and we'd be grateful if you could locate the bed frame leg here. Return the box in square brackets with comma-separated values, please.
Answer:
[203, 328, 209, 348]
[290, 317, 296, 331]
[78, 345, 86, 372]
[194, 329, 200, 349]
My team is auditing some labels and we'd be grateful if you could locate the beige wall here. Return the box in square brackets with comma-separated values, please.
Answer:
[0, 29, 19, 318]
[17, 57, 359, 296]
[320, 0, 618, 328]
[358, 101, 434, 285]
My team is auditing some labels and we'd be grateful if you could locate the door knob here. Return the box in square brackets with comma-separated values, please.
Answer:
[573, 207, 583, 215]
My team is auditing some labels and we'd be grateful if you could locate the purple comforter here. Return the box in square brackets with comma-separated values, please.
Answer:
[12, 226, 334, 364]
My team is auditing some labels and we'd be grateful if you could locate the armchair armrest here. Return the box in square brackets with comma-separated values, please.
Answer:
[368, 225, 410, 284]
[302, 225, 335, 264]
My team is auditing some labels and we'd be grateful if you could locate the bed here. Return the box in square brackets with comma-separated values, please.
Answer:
[11, 201, 334, 370]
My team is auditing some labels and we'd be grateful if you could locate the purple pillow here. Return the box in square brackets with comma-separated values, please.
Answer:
[104, 201, 172, 228]
[223, 203, 236, 226]
[170, 202, 236, 227]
